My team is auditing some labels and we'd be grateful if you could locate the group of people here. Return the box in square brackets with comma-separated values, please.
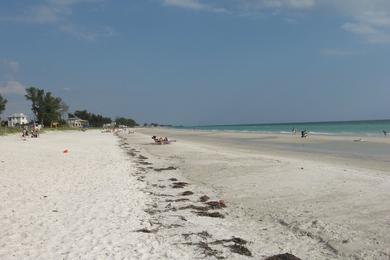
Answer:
[292, 128, 309, 138]
[22, 126, 39, 138]
[152, 136, 172, 145]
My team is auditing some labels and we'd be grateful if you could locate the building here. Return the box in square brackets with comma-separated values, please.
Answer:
[66, 116, 88, 128]
[7, 113, 28, 127]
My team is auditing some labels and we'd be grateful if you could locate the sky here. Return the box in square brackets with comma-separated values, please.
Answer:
[1, 0, 390, 126]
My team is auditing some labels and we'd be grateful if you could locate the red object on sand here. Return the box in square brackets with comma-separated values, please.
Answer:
[63, 149, 69, 154]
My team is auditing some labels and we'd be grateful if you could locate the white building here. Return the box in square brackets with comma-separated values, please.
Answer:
[66, 116, 88, 128]
[7, 113, 28, 127]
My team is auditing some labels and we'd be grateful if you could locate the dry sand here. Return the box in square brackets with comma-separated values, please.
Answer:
[1, 129, 390, 259]
[0, 130, 194, 259]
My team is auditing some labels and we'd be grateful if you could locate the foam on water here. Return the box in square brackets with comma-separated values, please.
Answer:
[176, 120, 390, 136]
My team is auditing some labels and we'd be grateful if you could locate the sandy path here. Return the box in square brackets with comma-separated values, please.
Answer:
[0, 130, 187, 259]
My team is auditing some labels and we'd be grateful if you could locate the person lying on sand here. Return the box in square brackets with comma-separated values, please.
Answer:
[152, 136, 176, 145]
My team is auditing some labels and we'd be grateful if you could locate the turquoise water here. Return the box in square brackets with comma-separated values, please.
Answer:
[177, 120, 390, 136]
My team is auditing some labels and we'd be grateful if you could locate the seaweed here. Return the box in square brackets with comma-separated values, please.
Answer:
[182, 231, 212, 240]
[205, 200, 226, 209]
[226, 244, 252, 257]
[139, 161, 152, 165]
[181, 191, 194, 196]
[179, 204, 210, 211]
[193, 211, 224, 218]
[165, 198, 190, 202]
[199, 195, 210, 202]
[172, 182, 189, 188]
[134, 228, 159, 234]
[154, 166, 177, 172]
[182, 242, 224, 259]
[265, 253, 301, 260]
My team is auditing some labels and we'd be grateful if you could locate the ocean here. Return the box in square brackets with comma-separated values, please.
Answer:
[177, 120, 390, 136]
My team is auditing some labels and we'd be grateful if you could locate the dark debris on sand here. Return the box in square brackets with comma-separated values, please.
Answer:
[194, 211, 225, 218]
[212, 237, 252, 257]
[165, 198, 190, 202]
[138, 155, 148, 160]
[154, 166, 177, 172]
[181, 191, 194, 196]
[134, 228, 159, 234]
[182, 235, 252, 258]
[205, 200, 226, 209]
[265, 253, 302, 260]
[199, 195, 210, 202]
[172, 182, 189, 189]
[182, 242, 225, 259]
[179, 204, 210, 211]
[138, 161, 152, 165]
[127, 151, 137, 157]
[182, 231, 212, 240]
[226, 244, 252, 257]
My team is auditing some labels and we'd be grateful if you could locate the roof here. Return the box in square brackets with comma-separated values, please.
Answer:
[66, 117, 88, 122]
[8, 113, 27, 118]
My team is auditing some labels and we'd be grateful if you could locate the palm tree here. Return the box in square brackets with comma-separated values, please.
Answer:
[0, 94, 7, 117]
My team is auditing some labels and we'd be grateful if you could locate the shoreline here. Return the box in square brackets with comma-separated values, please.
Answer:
[136, 127, 390, 173]
[172, 128, 390, 138]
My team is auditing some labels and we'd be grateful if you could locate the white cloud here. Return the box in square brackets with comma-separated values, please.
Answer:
[162, 0, 315, 13]
[342, 22, 390, 43]
[6, 0, 114, 40]
[239, 0, 315, 9]
[161, 0, 390, 44]
[0, 81, 26, 96]
[60, 24, 116, 41]
[162, 0, 229, 13]
[163, 0, 208, 10]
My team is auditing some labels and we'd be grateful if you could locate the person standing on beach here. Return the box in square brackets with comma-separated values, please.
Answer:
[383, 130, 387, 136]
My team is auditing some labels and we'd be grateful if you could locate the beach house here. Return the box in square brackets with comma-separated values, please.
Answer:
[66, 116, 88, 128]
[7, 113, 28, 127]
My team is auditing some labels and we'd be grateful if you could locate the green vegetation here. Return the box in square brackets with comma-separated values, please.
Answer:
[0, 94, 7, 116]
[2, 86, 138, 131]
[25, 87, 67, 127]
[73, 110, 112, 127]
[115, 117, 137, 127]
[0, 126, 19, 136]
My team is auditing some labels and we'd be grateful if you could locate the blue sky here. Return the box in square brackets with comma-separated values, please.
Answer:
[1, 0, 390, 125]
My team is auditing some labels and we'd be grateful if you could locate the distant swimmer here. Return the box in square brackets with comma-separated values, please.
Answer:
[383, 130, 387, 136]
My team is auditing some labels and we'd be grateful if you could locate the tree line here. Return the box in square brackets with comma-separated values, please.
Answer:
[71, 110, 112, 128]
[0, 94, 7, 117]
[0, 87, 138, 128]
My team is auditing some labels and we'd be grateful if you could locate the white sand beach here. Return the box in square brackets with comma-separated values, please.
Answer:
[0, 130, 193, 259]
[1, 129, 390, 259]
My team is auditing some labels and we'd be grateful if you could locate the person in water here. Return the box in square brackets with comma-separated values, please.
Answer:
[383, 130, 387, 136]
